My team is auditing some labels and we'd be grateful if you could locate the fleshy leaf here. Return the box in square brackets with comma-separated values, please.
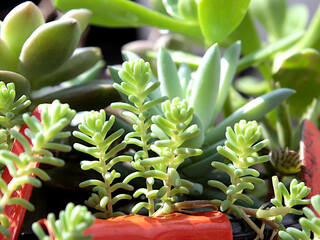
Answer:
[198, 0, 251, 44]
[19, 18, 81, 83]
[273, 49, 320, 118]
[1, 2, 45, 58]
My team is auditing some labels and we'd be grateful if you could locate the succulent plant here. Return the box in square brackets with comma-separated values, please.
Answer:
[0, 83, 76, 238]
[32, 202, 95, 240]
[0, 2, 118, 111]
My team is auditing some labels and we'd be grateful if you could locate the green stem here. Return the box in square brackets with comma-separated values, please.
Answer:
[138, 103, 155, 216]
[54, 0, 202, 37]
[105, 181, 113, 217]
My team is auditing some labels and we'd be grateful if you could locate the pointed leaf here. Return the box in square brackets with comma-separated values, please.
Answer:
[205, 88, 295, 145]
[1, 2, 45, 58]
[157, 47, 184, 100]
[189, 44, 220, 129]
[34, 47, 102, 89]
[61, 8, 92, 34]
[19, 18, 81, 83]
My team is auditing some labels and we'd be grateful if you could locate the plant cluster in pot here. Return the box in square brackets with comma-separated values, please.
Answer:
[1, 0, 320, 240]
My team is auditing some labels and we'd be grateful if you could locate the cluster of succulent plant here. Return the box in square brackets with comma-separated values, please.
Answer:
[279, 195, 320, 240]
[207, 120, 313, 239]
[52, 0, 320, 181]
[2, 1, 320, 239]
[0, 82, 76, 238]
[73, 111, 133, 218]
[0, 81, 31, 151]
[0, 1, 110, 111]
[73, 59, 202, 217]
[32, 202, 95, 240]
[256, 176, 311, 223]
[106, 43, 295, 203]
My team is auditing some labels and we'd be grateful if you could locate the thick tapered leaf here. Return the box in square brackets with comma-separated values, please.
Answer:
[189, 44, 220, 129]
[211, 41, 241, 123]
[273, 49, 320, 118]
[32, 80, 121, 111]
[33, 47, 102, 89]
[19, 18, 81, 81]
[198, 0, 251, 44]
[1, 1, 45, 58]
[0, 39, 18, 72]
[205, 88, 296, 145]
[53, 0, 202, 37]
[60, 8, 92, 34]
[157, 47, 184, 100]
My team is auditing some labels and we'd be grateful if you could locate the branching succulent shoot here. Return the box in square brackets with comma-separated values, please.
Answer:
[111, 59, 167, 215]
[111, 59, 202, 216]
[256, 176, 311, 223]
[145, 97, 202, 214]
[32, 202, 95, 240]
[73, 110, 133, 218]
[0, 98, 76, 238]
[279, 195, 320, 240]
[0, 81, 31, 150]
[209, 120, 270, 214]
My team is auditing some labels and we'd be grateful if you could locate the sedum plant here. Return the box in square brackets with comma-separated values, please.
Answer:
[32, 202, 95, 240]
[256, 176, 311, 223]
[279, 195, 320, 240]
[108, 44, 295, 202]
[111, 59, 167, 215]
[73, 58, 202, 217]
[208, 120, 270, 235]
[0, 94, 76, 238]
[141, 97, 202, 215]
[111, 59, 202, 216]
[0, 81, 31, 151]
[207, 120, 312, 239]
[73, 110, 134, 218]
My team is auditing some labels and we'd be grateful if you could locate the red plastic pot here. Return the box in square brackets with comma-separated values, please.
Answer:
[301, 119, 320, 216]
[0, 105, 47, 240]
[40, 210, 232, 240]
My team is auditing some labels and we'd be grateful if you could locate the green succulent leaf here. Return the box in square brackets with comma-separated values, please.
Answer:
[273, 49, 320, 118]
[157, 47, 184, 100]
[19, 18, 81, 83]
[53, 0, 202, 36]
[198, 0, 251, 44]
[34, 47, 102, 89]
[205, 88, 295, 145]
[189, 43, 220, 129]
[1, 1, 45, 58]
[178, 0, 198, 21]
[0, 39, 18, 72]
[60, 8, 92, 34]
